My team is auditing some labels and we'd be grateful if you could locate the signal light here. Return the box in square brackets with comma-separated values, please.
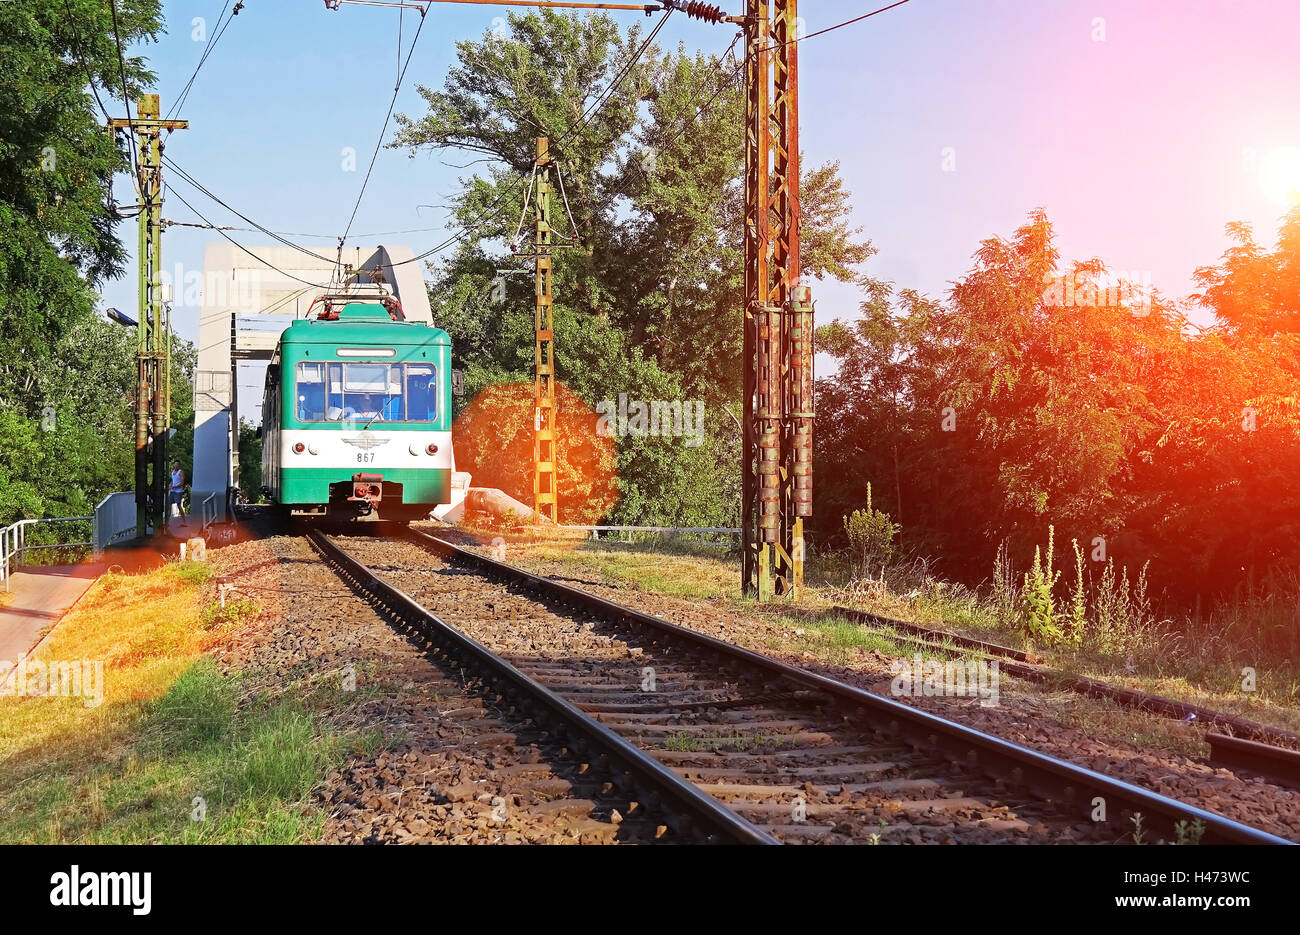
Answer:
[293, 442, 306, 454]
[426, 443, 438, 455]
[354, 485, 367, 498]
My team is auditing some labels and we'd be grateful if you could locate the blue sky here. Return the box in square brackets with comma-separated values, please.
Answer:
[102, 0, 1300, 399]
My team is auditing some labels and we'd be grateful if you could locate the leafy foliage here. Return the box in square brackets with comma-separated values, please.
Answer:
[394, 11, 870, 524]
[0, 0, 159, 389]
[0, 1, 177, 525]
[818, 204, 1300, 613]
[237, 419, 263, 503]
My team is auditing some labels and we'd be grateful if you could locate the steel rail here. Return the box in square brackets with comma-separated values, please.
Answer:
[305, 527, 779, 845]
[832, 606, 1300, 750]
[400, 526, 1293, 845]
[1207, 733, 1300, 791]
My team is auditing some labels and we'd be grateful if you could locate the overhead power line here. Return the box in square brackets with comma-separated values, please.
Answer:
[794, 1, 912, 45]
[340, 4, 429, 244]
[151, 1, 911, 282]
[167, 2, 243, 120]
[163, 184, 334, 289]
[159, 160, 465, 241]
[746, 0, 913, 56]
[183, 223, 455, 239]
[385, 7, 674, 269]
[150, 3, 673, 276]
[107, 0, 139, 182]
[559, 8, 672, 154]
[654, 30, 742, 158]
[162, 154, 338, 263]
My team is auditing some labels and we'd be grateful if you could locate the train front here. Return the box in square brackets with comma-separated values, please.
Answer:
[266, 302, 453, 522]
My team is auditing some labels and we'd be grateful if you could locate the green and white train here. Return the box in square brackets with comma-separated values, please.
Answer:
[260, 297, 453, 522]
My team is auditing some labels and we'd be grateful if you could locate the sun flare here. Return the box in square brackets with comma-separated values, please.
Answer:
[1257, 146, 1300, 205]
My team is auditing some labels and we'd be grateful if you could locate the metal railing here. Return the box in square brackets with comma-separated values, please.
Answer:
[92, 492, 137, 557]
[1, 517, 93, 592]
[199, 492, 222, 530]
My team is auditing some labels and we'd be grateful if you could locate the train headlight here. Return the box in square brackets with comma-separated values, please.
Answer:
[409, 443, 420, 456]
[307, 443, 319, 456]
[426, 443, 439, 455]
[293, 442, 306, 454]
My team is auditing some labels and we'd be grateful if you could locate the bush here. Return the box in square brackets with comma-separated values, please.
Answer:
[1019, 526, 1063, 643]
[842, 483, 900, 578]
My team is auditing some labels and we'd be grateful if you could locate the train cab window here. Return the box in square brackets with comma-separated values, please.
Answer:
[296, 360, 434, 422]
[295, 362, 327, 421]
[330, 362, 403, 422]
[404, 364, 437, 422]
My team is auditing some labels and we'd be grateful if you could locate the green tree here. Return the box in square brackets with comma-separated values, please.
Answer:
[0, 0, 160, 402]
[0, 1, 163, 525]
[816, 205, 1300, 609]
[0, 315, 195, 526]
[237, 419, 263, 503]
[394, 11, 871, 524]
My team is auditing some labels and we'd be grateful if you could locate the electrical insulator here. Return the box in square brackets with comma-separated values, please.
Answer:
[676, 2, 728, 24]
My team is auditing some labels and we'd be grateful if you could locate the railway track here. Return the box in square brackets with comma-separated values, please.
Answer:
[306, 524, 1291, 845]
[828, 606, 1300, 751]
[304, 528, 770, 843]
[1207, 733, 1300, 791]
[229, 533, 685, 844]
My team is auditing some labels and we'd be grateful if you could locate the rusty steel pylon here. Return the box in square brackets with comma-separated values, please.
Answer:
[743, 0, 811, 600]
[533, 137, 558, 524]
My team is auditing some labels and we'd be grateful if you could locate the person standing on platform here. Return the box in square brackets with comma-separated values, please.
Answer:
[169, 461, 187, 518]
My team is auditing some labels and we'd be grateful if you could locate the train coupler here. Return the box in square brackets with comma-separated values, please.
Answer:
[349, 473, 384, 503]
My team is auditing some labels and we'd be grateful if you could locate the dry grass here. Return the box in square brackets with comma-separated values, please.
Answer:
[1049, 694, 1211, 758]
[0, 559, 349, 844]
[0, 563, 213, 760]
[524, 540, 739, 601]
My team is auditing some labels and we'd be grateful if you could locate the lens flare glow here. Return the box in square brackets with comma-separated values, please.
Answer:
[453, 381, 618, 525]
[1257, 146, 1300, 205]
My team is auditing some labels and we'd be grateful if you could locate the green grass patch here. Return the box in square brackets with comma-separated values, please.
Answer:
[532, 542, 738, 600]
[0, 559, 383, 844]
[0, 659, 362, 844]
[199, 595, 259, 631]
[170, 560, 213, 587]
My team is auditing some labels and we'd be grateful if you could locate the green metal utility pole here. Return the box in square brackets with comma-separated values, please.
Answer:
[109, 94, 188, 537]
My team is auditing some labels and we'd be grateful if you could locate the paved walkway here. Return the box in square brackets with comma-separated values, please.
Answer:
[0, 565, 101, 665]
[167, 515, 201, 540]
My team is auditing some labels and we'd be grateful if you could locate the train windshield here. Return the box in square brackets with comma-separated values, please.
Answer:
[295, 361, 437, 423]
